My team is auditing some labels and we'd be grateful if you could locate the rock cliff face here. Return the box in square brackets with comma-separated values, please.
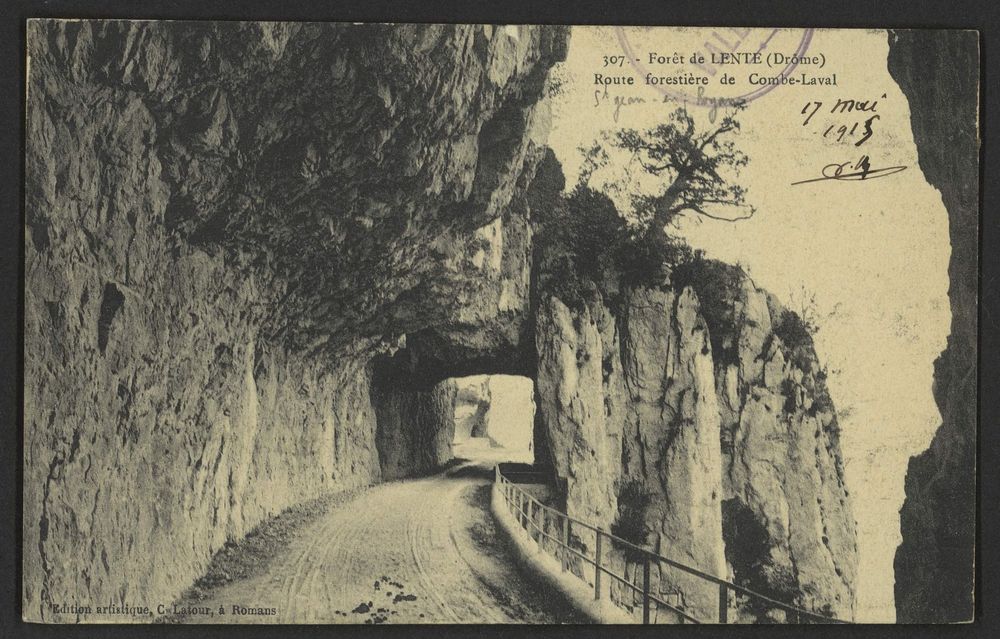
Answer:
[534, 273, 858, 621]
[24, 20, 566, 621]
[535, 294, 622, 526]
[716, 276, 857, 620]
[888, 30, 978, 623]
[373, 378, 457, 481]
[618, 286, 727, 621]
[25, 18, 862, 625]
[453, 377, 492, 440]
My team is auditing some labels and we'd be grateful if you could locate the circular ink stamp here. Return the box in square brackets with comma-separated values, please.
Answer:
[615, 27, 815, 112]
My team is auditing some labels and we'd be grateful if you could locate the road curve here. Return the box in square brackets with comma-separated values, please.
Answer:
[180, 446, 587, 624]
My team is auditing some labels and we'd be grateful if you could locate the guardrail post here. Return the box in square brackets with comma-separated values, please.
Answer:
[540, 507, 547, 553]
[532, 502, 539, 543]
[642, 555, 651, 624]
[516, 490, 524, 528]
[526, 499, 533, 540]
[594, 530, 602, 600]
[718, 583, 728, 623]
[561, 515, 569, 572]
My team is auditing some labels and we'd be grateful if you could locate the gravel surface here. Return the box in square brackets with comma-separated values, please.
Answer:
[164, 446, 587, 624]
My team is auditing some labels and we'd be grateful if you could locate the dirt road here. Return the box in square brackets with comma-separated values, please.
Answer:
[176, 443, 586, 624]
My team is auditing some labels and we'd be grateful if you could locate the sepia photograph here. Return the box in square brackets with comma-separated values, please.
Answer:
[20, 20, 978, 626]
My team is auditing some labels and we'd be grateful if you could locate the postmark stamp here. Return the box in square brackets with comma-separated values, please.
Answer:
[614, 27, 816, 114]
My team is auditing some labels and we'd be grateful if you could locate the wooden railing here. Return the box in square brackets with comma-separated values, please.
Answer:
[495, 465, 850, 625]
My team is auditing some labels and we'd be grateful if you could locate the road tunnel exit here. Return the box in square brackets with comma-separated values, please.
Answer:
[449, 374, 534, 464]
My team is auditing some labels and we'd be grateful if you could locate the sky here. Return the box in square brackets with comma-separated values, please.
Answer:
[543, 26, 952, 622]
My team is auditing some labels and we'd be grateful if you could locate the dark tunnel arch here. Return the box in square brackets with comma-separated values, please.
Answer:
[369, 327, 556, 479]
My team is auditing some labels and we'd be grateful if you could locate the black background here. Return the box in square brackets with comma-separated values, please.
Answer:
[1, 1, 996, 638]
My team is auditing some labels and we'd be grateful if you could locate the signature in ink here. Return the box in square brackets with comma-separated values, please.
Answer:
[791, 155, 907, 186]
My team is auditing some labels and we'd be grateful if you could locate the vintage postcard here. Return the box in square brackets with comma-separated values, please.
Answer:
[23, 23, 978, 624]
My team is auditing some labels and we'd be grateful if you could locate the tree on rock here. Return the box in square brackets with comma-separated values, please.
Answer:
[580, 106, 755, 233]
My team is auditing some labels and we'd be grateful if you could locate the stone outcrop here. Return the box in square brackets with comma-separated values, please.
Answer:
[373, 378, 457, 481]
[716, 276, 857, 621]
[888, 30, 978, 623]
[24, 20, 566, 621]
[620, 286, 727, 621]
[535, 294, 622, 528]
[534, 273, 858, 621]
[454, 377, 492, 440]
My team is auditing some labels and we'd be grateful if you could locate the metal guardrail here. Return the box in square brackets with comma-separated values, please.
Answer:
[495, 465, 850, 625]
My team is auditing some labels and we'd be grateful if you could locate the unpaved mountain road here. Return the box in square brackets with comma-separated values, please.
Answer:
[176, 444, 586, 624]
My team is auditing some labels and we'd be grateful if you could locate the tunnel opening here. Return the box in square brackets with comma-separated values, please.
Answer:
[449, 374, 534, 465]
[369, 322, 551, 482]
[370, 342, 546, 482]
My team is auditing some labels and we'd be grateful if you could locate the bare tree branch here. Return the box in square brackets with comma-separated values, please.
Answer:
[597, 106, 751, 230]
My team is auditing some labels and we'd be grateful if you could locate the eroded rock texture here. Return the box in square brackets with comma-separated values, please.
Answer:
[453, 377, 492, 440]
[535, 294, 622, 528]
[373, 378, 457, 481]
[888, 30, 978, 623]
[24, 20, 566, 621]
[534, 274, 857, 621]
[716, 276, 857, 621]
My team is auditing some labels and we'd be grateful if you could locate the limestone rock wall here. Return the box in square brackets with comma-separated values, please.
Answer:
[716, 277, 857, 621]
[373, 379, 457, 481]
[453, 377, 491, 440]
[534, 287, 725, 621]
[24, 19, 566, 622]
[23, 248, 382, 620]
[619, 287, 726, 621]
[534, 277, 858, 622]
[535, 295, 623, 528]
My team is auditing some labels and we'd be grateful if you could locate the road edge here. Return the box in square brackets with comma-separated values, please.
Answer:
[489, 484, 636, 625]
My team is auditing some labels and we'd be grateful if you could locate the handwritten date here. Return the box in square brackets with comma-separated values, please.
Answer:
[801, 94, 886, 147]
